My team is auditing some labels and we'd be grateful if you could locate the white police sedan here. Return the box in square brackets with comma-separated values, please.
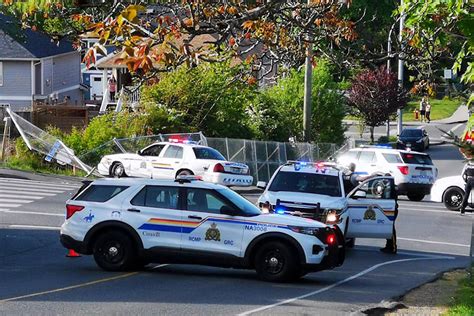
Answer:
[97, 139, 253, 187]
[60, 177, 345, 282]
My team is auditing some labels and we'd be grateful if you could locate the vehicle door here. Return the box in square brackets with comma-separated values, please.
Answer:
[133, 144, 166, 178]
[122, 185, 182, 250]
[181, 187, 245, 257]
[346, 176, 395, 239]
[154, 145, 184, 179]
[355, 151, 379, 176]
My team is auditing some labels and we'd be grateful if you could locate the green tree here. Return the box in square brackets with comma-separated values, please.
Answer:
[140, 62, 258, 138]
[250, 60, 346, 144]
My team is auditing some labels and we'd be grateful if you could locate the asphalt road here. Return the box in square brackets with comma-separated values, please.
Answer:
[0, 143, 472, 315]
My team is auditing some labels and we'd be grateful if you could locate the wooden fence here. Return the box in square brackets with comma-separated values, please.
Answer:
[31, 103, 89, 132]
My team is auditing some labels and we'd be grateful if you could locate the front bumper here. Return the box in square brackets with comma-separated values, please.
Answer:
[202, 173, 253, 187]
[60, 234, 88, 254]
[97, 162, 110, 176]
[397, 182, 433, 195]
[396, 142, 424, 151]
[304, 226, 345, 272]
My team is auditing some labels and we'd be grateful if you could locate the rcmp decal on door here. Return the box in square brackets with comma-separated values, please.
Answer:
[205, 223, 221, 241]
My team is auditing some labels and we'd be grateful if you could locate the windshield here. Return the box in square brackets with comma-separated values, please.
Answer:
[401, 153, 433, 165]
[268, 171, 342, 197]
[217, 188, 261, 216]
[193, 147, 226, 160]
[400, 129, 422, 137]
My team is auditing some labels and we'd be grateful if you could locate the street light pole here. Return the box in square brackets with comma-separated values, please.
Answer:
[303, 0, 312, 142]
[397, 0, 405, 135]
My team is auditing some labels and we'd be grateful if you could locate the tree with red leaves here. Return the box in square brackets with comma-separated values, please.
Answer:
[348, 67, 408, 143]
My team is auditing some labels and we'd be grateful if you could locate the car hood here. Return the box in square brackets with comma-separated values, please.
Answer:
[264, 191, 346, 209]
[433, 175, 464, 188]
[254, 213, 328, 228]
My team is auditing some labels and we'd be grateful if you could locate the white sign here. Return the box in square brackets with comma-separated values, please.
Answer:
[444, 69, 453, 79]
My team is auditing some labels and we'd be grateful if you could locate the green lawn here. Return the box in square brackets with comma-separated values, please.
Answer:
[445, 269, 474, 316]
[402, 98, 462, 122]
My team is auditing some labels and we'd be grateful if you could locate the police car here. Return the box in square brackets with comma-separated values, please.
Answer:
[257, 161, 397, 247]
[60, 177, 344, 282]
[336, 146, 437, 201]
[430, 175, 470, 211]
[97, 139, 253, 187]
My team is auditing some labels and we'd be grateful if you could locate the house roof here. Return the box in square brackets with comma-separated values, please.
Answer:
[0, 14, 75, 59]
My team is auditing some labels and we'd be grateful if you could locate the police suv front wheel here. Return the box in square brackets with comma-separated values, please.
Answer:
[93, 231, 136, 271]
[254, 241, 299, 282]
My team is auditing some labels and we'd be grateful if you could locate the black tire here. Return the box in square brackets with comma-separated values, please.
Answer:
[176, 169, 193, 178]
[443, 187, 464, 211]
[346, 238, 356, 248]
[93, 231, 136, 271]
[254, 241, 299, 282]
[407, 192, 425, 201]
[111, 162, 127, 178]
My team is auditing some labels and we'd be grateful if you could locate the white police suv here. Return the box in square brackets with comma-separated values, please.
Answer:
[336, 146, 437, 201]
[60, 177, 344, 282]
[97, 139, 253, 187]
[257, 162, 397, 247]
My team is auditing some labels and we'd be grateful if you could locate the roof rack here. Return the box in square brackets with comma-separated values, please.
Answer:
[174, 175, 203, 184]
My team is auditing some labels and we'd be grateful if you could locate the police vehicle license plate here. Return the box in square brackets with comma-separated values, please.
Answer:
[231, 167, 243, 174]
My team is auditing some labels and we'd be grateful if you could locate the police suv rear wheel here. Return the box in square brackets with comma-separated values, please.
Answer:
[93, 231, 136, 271]
[407, 193, 425, 201]
[254, 241, 299, 282]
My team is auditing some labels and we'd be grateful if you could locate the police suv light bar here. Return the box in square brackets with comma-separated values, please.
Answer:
[175, 175, 203, 183]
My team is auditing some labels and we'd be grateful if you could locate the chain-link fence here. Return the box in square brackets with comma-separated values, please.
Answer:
[78, 133, 345, 183]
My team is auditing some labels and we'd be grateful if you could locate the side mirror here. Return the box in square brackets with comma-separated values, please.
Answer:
[220, 205, 239, 216]
[352, 190, 367, 199]
[257, 181, 267, 189]
[137, 149, 143, 155]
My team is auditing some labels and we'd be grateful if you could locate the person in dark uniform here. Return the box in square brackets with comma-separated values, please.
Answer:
[343, 163, 397, 253]
[459, 161, 474, 215]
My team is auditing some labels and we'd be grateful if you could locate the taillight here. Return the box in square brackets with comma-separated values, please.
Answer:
[66, 204, 85, 219]
[397, 166, 409, 175]
[327, 234, 336, 245]
[213, 163, 225, 173]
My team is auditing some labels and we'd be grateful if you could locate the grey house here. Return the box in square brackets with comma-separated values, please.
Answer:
[0, 14, 84, 111]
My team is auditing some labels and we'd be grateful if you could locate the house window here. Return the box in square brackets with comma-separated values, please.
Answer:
[0, 62, 3, 86]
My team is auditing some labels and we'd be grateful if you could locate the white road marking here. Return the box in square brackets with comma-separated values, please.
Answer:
[398, 237, 469, 248]
[0, 203, 22, 208]
[4, 224, 60, 230]
[0, 198, 34, 203]
[400, 207, 465, 214]
[0, 210, 63, 217]
[0, 194, 43, 200]
[0, 190, 57, 196]
[0, 178, 79, 189]
[237, 256, 455, 316]
[0, 184, 66, 193]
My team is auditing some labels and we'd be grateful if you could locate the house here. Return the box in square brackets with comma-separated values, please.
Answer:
[0, 14, 85, 112]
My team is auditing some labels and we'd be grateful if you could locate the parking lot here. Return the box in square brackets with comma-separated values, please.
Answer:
[1, 142, 472, 315]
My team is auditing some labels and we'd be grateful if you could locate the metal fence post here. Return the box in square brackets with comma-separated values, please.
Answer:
[265, 142, 271, 181]
[0, 117, 11, 161]
[253, 140, 259, 182]
[225, 138, 230, 160]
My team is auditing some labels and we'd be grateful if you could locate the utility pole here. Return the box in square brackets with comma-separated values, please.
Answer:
[303, 0, 312, 142]
[387, 23, 395, 139]
[397, 0, 405, 135]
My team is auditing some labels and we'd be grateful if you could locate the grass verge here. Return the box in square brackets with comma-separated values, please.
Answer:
[403, 98, 462, 122]
[445, 268, 474, 315]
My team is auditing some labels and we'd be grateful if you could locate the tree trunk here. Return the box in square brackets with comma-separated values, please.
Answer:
[370, 126, 375, 143]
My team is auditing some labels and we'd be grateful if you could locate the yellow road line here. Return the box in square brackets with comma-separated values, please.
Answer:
[0, 264, 168, 303]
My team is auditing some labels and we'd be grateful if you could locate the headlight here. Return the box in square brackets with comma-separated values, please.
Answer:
[289, 226, 321, 236]
[259, 202, 273, 213]
[325, 209, 342, 224]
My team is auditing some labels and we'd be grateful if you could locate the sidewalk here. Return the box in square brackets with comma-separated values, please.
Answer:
[344, 104, 469, 126]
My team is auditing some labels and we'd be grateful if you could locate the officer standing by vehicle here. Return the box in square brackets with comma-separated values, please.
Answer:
[459, 161, 474, 215]
[343, 163, 398, 253]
